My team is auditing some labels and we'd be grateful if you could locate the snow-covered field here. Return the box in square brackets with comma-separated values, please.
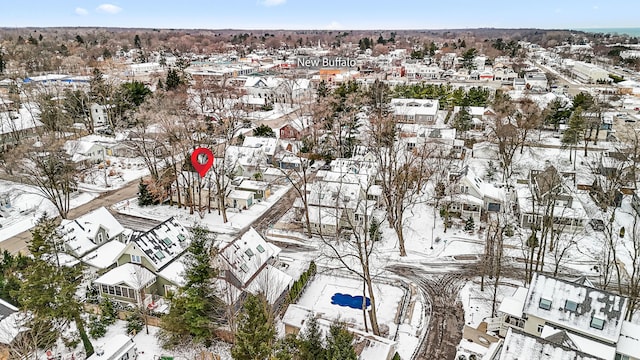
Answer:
[0, 180, 98, 242]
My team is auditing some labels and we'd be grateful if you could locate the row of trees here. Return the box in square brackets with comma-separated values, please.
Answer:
[233, 294, 359, 360]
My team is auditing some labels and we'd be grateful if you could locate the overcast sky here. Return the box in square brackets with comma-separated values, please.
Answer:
[1, 1, 638, 30]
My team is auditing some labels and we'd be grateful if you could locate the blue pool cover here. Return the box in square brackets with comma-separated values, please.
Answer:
[331, 293, 371, 309]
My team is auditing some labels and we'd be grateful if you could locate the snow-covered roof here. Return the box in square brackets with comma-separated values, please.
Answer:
[130, 217, 192, 271]
[64, 140, 102, 156]
[460, 167, 506, 203]
[321, 171, 371, 187]
[282, 304, 396, 360]
[307, 206, 343, 225]
[218, 228, 277, 287]
[81, 240, 127, 269]
[237, 179, 269, 192]
[242, 136, 279, 156]
[94, 263, 156, 289]
[58, 206, 125, 257]
[307, 181, 361, 210]
[0, 103, 43, 135]
[245, 264, 293, 304]
[617, 321, 640, 358]
[158, 257, 186, 286]
[87, 334, 136, 360]
[391, 98, 439, 117]
[228, 190, 254, 200]
[498, 287, 528, 318]
[498, 328, 600, 360]
[0, 311, 29, 345]
[244, 76, 281, 89]
[453, 106, 486, 117]
[523, 273, 627, 344]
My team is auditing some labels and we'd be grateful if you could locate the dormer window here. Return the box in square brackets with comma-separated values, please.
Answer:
[256, 245, 265, 253]
[177, 234, 186, 242]
[240, 264, 249, 272]
[539, 298, 552, 310]
[590, 316, 605, 330]
[162, 237, 173, 246]
[245, 249, 254, 258]
[564, 300, 578, 312]
[155, 251, 166, 260]
[97, 232, 104, 243]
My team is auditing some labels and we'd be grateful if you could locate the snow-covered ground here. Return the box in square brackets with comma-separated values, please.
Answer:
[77, 156, 151, 192]
[0, 180, 98, 242]
[297, 274, 405, 334]
[113, 184, 292, 234]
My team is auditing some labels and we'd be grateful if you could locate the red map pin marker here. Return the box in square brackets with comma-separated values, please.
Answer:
[191, 147, 214, 178]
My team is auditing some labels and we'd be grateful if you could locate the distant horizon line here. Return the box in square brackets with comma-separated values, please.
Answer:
[0, 26, 628, 30]
[0, 26, 637, 33]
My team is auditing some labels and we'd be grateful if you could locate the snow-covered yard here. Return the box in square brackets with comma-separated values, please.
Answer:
[77, 156, 150, 192]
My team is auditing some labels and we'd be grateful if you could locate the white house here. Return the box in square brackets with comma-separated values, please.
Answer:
[391, 98, 439, 124]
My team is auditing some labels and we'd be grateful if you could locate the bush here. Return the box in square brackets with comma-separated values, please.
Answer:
[286, 261, 317, 303]
[99, 297, 118, 326]
[89, 315, 107, 339]
[126, 312, 144, 335]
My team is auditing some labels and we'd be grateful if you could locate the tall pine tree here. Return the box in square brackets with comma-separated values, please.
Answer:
[231, 294, 276, 360]
[159, 226, 223, 347]
[325, 322, 357, 360]
[298, 315, 325, 360]
[14, 217, 94, 356]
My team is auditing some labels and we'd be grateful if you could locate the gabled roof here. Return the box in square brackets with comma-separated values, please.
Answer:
[58, 206, 125, 257]
[130, 217, 191, 271]
[533, 166, 563, 198]
[218, 228, 278, 287]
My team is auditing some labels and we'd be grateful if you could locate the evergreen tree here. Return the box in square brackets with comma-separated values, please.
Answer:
[0, 53, 5, 74]
[465, 216, 475, 231]
[253, 124, 275, 137]
[317, 80, 329, 98]
[165, 68, 182, 90]
[272, 334, 299, 360]
[298, 316, 325, 360]
[159, 227, 223, 347]
[137, 180, 155, 206]
[14, 218, 94, 356]
[231, 294, 276, 360]
[324, 321, 357, 360]
[562, 106, 585, 146]
[75, 34, 84, 44]
[453, 106, 473, 137]
[134, 34, 142, 49]
[120, 81, 152, 107]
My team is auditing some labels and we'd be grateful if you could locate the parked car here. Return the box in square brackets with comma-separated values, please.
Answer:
[589, 218, 605, 231]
